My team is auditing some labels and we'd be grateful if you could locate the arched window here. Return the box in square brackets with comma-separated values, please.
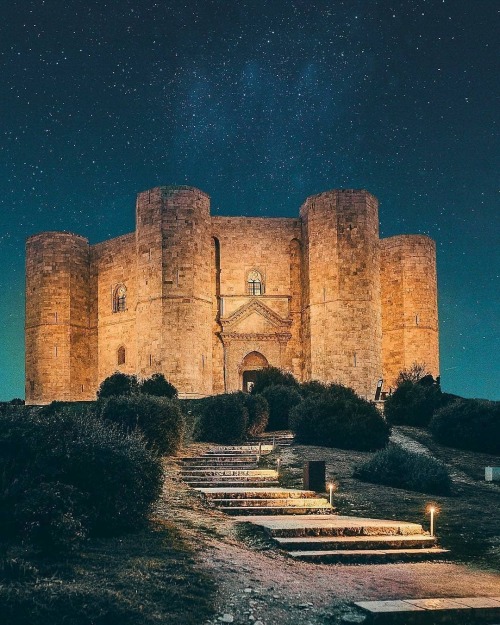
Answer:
[117, 346, 126, 366]
[247, 270, 263, 296]
[113, 284, 127, 313]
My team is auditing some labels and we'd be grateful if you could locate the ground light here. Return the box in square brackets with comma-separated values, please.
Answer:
[427, 504, 439, 536]
[328, 482, 334, 506]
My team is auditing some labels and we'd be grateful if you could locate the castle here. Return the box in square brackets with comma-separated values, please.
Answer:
[25, 186, 439, 404]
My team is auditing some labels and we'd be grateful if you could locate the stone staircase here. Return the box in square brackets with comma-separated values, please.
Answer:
[237, 515, 448, 563]
[200, 487, 334, 515]
[179, 437, 449, 563]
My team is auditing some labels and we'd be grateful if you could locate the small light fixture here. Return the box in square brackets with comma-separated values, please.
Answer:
[427, 504, 438, 536]
[328, 482, 334, 506]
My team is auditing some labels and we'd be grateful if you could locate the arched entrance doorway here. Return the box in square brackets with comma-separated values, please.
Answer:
[240, 351, 269, 392]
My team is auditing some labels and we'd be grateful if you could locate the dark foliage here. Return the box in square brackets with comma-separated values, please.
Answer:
[139, 373, 178, 399]
[384, 381, 443, 426]
[0, 584, 140, 625]
[196, 394, 248, 444]
[250, 366, 299, 395]
[260, 384, 302, 431]
[15, 482, 88, 554]
[394, 362, 431, 386]
[96, 395, 184, 455]
[354, 444, 452, 495]
[290, 392, 390, 451]
[0, 408, 163, 550]
[236, 392, 269, 436]
[298, 380, 329, 397]
[97, 373, 139, 398]
[430, 398, 500, 454]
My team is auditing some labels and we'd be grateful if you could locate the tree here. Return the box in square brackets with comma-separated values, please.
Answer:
[260, 384, 302, 430]
[395, 362, 431, 387]
[384, 380, 442, 426]
[97, 372, 139, 398]
[140, 373, 178, 399]
[250, 367, 299, 395]
[290, 392, 390, 451]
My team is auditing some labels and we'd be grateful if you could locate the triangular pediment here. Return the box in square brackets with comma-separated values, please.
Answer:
[221, 299, 291, 335]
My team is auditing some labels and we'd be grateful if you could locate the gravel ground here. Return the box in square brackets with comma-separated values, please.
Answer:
[156, 439, 500, 625]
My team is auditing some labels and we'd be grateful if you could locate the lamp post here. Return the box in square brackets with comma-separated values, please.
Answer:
[427, 505, 437, 536]
[328, 482, 334, 507]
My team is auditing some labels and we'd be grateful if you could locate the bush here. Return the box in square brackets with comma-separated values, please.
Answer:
[236, 393, 269, 436]
[140, 373, 178, 399]
[290, 392, 390, 451]
[430, 398, 500, 454]
[354, 444, 452, 495]
[96, 395, 184, 455]
[384, 381, 442, 426]
[0, 408, 163, 549]
[97, 373, 139, 398]
[260, 385, 302, 431]
[15, 482, 88, 554]
[196, 394, 248, 444]
[250, 367, 299, 395]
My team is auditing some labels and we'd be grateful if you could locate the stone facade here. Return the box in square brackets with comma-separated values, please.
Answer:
[25, 186, 439, 404]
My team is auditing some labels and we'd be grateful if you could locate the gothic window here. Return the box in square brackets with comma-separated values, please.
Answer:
[117, 346, 126, 366]
[247, 270, 263, 296]
[113, 284, 127, 313]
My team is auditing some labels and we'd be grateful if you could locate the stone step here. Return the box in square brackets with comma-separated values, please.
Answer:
[219, 506, 335, 516]
[181, 455, 259, 462]
[180, 457, 259, 465]
[235, 515, 425, 538]
[355, 597, 500, 624]
[184, 478, 279, 485]
[288, 547, 450, 563]
[211, 497, 330, 507]
[207, 445, 274, 453]
[181, 464, 258, 471]
[187, 481, 281, 488]
[197, 488, 319, 500]
[274, 534, 438, 551]
[181, 469, 278, 477]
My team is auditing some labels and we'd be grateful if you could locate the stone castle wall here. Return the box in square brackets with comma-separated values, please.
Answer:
[380, 235, 439, 389]
[25, 186, 439, 403]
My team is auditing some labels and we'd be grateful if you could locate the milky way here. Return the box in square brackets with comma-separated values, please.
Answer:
[1, 0, 498, 399]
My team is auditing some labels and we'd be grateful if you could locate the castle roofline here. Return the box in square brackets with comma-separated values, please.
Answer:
[26, 231, 89, 243]
[138, 185, 210, 199]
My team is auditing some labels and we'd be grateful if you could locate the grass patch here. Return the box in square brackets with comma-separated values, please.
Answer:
[0, 520, 216, 625]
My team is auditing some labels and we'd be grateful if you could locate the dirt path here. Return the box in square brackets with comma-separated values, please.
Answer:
[156, 444, 500, 625]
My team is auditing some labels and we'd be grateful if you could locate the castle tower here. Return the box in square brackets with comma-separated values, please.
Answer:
[380, 235, 439, 388]
[25, 232, 95, 404]
[300, 190, 382, 397]
[135, 186, 213, 397]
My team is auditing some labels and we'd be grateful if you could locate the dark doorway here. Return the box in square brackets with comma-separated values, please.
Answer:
[242, 370, 258, 393]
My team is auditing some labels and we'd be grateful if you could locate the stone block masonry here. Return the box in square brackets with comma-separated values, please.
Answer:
[25, 185, 439, 403]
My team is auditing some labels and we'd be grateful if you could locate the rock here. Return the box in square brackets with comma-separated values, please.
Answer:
[219, 615, 234, 623]
[244, 588, 253, 593]
[254, 621, 264, 625]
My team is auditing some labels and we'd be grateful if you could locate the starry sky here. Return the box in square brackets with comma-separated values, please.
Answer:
[1, 0, 498, 401]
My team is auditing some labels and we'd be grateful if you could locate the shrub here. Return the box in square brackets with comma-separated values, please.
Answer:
[384, 381, 442, 426]
[430, 398, 500, 454]
[250, 367, 299, 395]
[260, 384, 302, 431]
[15, 482, 88, 554]
[236, 392, 269, 436]
[196, 394, 248, 444]
[394, 362, 431, 386]
[290, 392, 390, 451]
[354, 444, 452, 495]
[0, 584, 138, 625]
[0, 408, 163, 547]
[140, 373, 178, 399]
[97, 373, 139, 398]
[96, 395, 184, 455]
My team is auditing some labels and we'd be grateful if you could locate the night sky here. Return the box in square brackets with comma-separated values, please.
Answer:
[1, 0, 498, 401]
